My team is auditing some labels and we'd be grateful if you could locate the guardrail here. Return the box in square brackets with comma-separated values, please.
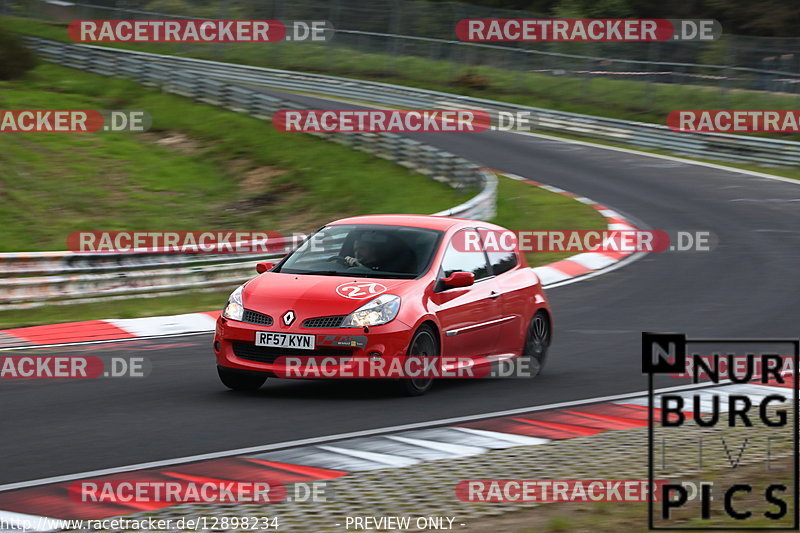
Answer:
[0, 37, 497, 309]
[163, 57, 800, 167]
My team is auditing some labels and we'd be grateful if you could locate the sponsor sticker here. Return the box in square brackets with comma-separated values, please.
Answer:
[336, 282, 387, 300]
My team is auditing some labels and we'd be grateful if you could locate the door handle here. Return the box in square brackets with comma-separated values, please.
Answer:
[489, 291, 501, 299]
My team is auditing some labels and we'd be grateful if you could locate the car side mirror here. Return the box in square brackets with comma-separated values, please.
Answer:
[256, 261, 275, 274]
[442, 271, 474, 288]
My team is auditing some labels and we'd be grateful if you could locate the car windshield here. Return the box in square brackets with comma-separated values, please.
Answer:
[276, 224, 443, 279]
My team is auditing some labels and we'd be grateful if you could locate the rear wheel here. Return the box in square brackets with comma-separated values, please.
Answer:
[398, 325, 438, 396]
[218, 367, 267, 392]
[521, 310, 551, 378]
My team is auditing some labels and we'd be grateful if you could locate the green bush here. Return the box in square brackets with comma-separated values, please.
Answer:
[0, 30, 36, 80]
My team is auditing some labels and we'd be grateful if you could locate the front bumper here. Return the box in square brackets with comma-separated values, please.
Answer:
[214, 315, 414, 377]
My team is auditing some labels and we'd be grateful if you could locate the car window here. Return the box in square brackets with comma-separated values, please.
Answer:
[440, 229, 491, 280]
[478, 227, 518, 276]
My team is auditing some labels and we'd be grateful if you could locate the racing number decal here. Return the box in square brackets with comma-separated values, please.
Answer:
[336, 281, 387, 300]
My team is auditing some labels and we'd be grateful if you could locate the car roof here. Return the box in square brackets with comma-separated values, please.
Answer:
[327, 214, 475, 231]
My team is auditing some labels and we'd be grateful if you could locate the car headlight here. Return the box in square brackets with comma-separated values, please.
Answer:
[222, 285, 245, 321]
[341, 294, 400, 328]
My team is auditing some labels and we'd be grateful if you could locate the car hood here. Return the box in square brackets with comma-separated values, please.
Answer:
[242, 272, 418, 317]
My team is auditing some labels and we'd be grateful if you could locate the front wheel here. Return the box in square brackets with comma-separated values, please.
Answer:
[521, 310, 551, 378]
[218, 367, 267, 392]
[398, 325, 438, 396]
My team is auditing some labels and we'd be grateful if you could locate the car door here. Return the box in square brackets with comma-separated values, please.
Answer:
[478, 227, 527, 355]
[430, 228, 503, 359]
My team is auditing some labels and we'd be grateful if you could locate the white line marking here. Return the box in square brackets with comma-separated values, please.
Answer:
[608, 223, 635, 230]
[316, 445, 419, 468]
[0, 380, 751, 493]
[105, 313, 217, 337]
[386, 435, 485, 456]
[503, 129, 800, 187]
[531, 265, 574, 285]
[452, 427, 550, 446]
[544, 251, 646, 289]
[538, 185, 567, 194]
[566, 252, 618, 270]
[500, 172, 530, 182]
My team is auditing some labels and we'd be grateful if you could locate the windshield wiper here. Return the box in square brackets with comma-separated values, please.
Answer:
[292, 270, 342, 276]
[284, 269, 415, 279]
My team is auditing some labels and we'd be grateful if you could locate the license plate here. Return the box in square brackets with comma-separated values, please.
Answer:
[255, 332, 315, 350]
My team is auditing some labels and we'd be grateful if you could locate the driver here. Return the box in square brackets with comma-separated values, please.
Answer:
[345, 232, 386, 270]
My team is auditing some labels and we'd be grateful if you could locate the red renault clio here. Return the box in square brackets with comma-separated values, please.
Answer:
[213, 215, 551, 395]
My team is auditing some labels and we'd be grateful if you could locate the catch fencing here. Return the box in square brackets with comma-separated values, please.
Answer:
[7, 0, 800, 107]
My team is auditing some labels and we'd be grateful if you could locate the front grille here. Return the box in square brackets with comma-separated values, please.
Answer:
[242, 309, 273, 326]
[232, 342, 353, 364]
[302, 315, 346, 328]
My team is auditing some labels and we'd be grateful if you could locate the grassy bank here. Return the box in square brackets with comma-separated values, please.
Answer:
[0, 63, 468, 251]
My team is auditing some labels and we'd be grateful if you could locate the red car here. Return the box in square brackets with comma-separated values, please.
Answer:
[213, 215, 552, 395]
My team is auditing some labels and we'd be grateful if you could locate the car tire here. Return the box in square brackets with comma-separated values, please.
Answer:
[398, 325, 438, 396]
[218, 367, 267, 392]
[521, 310, 551, 378]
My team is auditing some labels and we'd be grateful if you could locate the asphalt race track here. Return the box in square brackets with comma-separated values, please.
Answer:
[1, 91, 798, 486]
